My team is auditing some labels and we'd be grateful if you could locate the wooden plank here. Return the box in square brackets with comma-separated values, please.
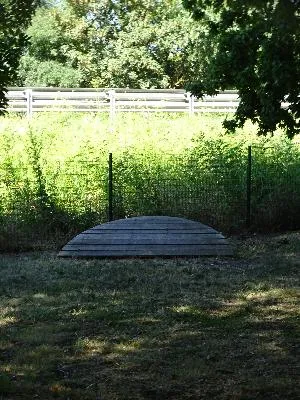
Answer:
[88, 221, 215, 227]
[69, 233, 225, 245]
[105, 221, 212, 227]
[68, 239, 227, 246]
[84, 223, 216, 229]
[88, 219, 218, 233]
[82, 226, 219, 235]
[87, 222, 216, 228]
[58, 216, 233, 258]
[62, 244, 230, 251]
[91, 222, 214, 228]
[59, 245, 233, 257]
[71, 233, 225, 240]
[83, 218, 219, 234]
[83, 228, 217, 234]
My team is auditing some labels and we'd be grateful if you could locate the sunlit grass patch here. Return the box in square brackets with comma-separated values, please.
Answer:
[0, 316, 17, 328]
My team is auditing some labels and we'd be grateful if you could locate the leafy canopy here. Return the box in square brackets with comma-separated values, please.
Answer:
[17, 4, 87, 87]
[0, 0, 40, 113]
[183, 0, 300, 137]
[17, 0, 208, 88]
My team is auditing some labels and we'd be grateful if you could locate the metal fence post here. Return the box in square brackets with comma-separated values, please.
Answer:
[108, 153, 113, 221]
[246, 145, 252, 228]
[25, 88, 33, 117]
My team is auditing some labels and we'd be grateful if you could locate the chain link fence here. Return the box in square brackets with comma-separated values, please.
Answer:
[0, 147, 299, 251]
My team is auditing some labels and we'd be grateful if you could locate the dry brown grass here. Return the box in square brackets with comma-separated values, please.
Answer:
[0, 232, 299, 399]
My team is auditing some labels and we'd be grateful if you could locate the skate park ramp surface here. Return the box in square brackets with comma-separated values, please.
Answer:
[58, 216, 233, 258]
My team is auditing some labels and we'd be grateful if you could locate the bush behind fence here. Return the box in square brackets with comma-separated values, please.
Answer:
[0, 146, 299, 251]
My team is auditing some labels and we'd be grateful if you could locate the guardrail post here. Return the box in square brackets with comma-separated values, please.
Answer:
[108, 153, 113, 221]
[25, 89, 33, 117]
[108, 90, 116, 131]
[187, 92, 195, 115]
[246, 145, 252, 228]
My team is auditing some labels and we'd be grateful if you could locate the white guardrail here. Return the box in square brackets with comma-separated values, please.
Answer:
[5, 87, 240, 117]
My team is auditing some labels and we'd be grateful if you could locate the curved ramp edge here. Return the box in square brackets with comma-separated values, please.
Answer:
[58, 216, 233, 258]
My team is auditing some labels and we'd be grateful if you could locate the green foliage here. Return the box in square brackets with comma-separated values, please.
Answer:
[16, 5, 88, 86]
[18, 56, 82, 87]
[0, 113, 299, 250]
[0, 373, 14, 394]
[17, 0, 208, 88]
[88, 1, 206, 88]
[183, 0, 300, 137]
[0, 0, 40, 112]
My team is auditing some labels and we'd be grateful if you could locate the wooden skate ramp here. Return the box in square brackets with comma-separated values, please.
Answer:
[58, 216, 233, 258]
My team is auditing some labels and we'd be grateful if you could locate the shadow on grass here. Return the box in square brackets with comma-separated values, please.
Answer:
[0, 236, 299, 399]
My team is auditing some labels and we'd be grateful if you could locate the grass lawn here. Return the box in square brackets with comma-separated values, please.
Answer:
[0, 232, 299, 399]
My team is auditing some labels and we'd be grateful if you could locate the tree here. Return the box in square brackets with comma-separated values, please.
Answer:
[0, 0, 40, 113]
[88, 4, 202, 88]
[17, 4, 88, 87]
[17, 0, 208, 89]
[72, 0, 208, 88]
[183, 0, 300, 137]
